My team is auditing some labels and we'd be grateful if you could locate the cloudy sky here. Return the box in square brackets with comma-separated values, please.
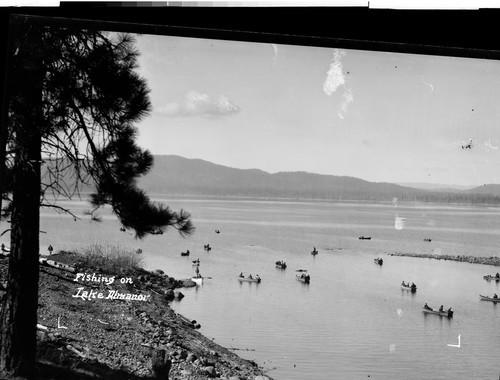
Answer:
[133, 33, 500, 187]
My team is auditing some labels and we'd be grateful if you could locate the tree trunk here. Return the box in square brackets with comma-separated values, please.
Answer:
[0, 26, 43, 378]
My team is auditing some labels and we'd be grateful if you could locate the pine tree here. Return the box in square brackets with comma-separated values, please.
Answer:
[0, 20, 193, 378]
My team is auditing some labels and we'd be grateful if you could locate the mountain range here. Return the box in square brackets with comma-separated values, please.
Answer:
[135, 155, 500, 204]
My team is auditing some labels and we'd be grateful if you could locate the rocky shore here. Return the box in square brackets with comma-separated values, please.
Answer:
[0, 251, 273, 380]
[388, 252, 500, 266]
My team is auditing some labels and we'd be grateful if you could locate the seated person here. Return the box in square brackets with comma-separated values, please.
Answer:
[439, 305, 444, 312]
[494, 294, 498, 299]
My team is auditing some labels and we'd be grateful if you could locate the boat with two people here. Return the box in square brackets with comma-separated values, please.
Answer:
[401, 281, 417, 292]
[204, 244, 211, 251]
[359, 236, 372, 240]
[296, 273, 310, 284]
[180, 250, 190, 257]
[275, 260, 287, 269]
[422, 303, 453, 318]
[483, 273, 500, 281]
[374, 258, 383, 265]
[237, 273, 261, 283]
[479, 294, 500, 302]
[311, 247, 318, 256]
[423, 238, 432, 242]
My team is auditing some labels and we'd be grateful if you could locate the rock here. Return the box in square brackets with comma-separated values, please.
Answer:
[164, 289, 175, 301]
[201, 365, 217, 377]
[174, 291, 184, 300]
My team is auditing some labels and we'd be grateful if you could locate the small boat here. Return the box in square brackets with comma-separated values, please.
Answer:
[311, 249, 318, 255]
[237, 276, 261, 283]
[203, 244, 212, 251]
[275, 261, 287, 269]
[374, 258, 383, 265]
[483, 275, 500, 281]
[479, 294, 500, 302]
[192, 259, 200, 266]
[359, 236, 372, 240]
[401, 284, 417, 292]
[423, 238, 432, 242]
[191, 276, 203, 285]
[296, 273, 310, 284]
[422, 307, 453, 318]
[180, 250, 190, 257]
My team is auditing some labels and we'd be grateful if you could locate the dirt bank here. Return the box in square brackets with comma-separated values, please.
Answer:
[0, 252, 272, 380]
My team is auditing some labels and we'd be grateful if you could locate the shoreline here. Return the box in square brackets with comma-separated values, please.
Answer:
[387, 252, 500, 266]
[0, 252, 273, 380]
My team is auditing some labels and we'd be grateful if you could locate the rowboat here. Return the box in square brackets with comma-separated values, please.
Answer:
[423, 238, 432, 242]
[191, 276, 203, 285]
[275, 261, 287, 269]
[359, 236, 371, 240]
[180, 251, 190, 256]
[311, 250, 318, 255]
[296, 273, 310, 284]
[374, 258, 383, 265]
[401, 284, 417, 292]
[422, 307, 453, 318]
[483, 275, 500, 281]
[237, 276, 261, 283]
[479, 294, 500, 302]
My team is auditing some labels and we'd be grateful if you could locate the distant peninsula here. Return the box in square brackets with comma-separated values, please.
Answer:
[136, 155, 500, 205]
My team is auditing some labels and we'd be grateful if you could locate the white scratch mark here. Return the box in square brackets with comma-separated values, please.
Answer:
[389, 344, 396, 353]
[485, 139, 498, 150]
[323, 49, 346, 96]
[420, 76, 434, 92]
[396, 308, 403, 318]
[271, 43, 278, 65]
[337, 86, 354, 119]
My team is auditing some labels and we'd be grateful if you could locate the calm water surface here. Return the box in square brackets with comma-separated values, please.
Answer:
[10, 198, 500, 379]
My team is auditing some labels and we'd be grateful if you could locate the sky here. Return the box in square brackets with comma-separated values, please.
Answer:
[132, 33, 500, 187]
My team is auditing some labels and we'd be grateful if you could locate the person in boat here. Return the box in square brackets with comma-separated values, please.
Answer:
[424, 303, 432, 310]
[438, 305, 444, 312]
[239, 272, 244, 278]
[411, 282, 416, 289]
[48, 245, 53, 255]
[256, 274, 261, 281]
[496, 273, 500, 278]
[248, 274, 253, 279]
[494, 294, 498, 299]
[401, 281, 407, 287]
[195, 266, 200, 278]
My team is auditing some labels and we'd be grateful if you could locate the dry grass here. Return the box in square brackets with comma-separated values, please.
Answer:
[76, 243, 144, 275]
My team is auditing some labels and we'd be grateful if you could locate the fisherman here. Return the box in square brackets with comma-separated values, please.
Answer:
[239, 272, 244, 278]
[496, 272, 500, 278]
[439, 305, 444, 312]
[248, 274, 253, 279]
[195, 266, 200, 278]
[48, 245, 53, 255]
[424, 303, 432, 310]
[494, 294, 498, 299]
[401, 281, 406, 287]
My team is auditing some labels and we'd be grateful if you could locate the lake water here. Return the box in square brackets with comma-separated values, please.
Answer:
[7, 197, 500, 379]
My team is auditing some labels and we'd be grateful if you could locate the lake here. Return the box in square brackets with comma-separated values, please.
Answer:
[7, 197, 500, 379]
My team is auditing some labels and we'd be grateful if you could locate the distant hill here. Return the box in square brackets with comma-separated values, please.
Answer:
[136, 155, 500, 204]
[42, 155, 500, 204]
[397, 183, 476, 192]
[468, 184, 500, 197]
